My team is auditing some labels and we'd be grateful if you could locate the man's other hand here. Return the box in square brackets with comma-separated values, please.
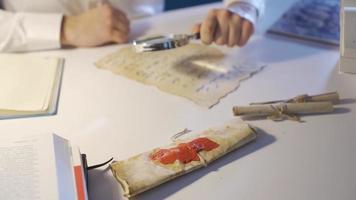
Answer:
[193, 9, 254, 47]
[61, 3, 130, 47]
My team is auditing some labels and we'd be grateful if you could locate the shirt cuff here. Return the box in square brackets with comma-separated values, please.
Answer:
[227, 2, 258, 26]
[19, 12, 63, 50]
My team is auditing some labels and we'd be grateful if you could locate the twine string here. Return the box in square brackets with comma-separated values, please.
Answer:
[267, 104, 303, 122]
[171, 128, 192, 142]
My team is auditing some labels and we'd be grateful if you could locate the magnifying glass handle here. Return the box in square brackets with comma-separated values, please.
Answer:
[187, 32, 201, 40]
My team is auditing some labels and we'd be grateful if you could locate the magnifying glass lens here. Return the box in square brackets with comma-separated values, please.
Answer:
[132, 33, 199, 52]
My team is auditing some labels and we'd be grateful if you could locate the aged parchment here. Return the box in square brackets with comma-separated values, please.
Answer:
[96, 43, 265, 108]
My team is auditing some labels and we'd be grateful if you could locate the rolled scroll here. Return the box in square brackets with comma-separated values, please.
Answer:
[305, 92, 339, 103]
[110, 123, 256, 197]
[233, 102, 333, 116]
[250, 92, 339, 105]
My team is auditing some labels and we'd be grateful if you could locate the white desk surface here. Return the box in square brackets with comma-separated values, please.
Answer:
[1, 1, 356, 200]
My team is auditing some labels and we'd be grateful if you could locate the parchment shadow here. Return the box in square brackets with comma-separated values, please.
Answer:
[88, 167, 122, 200]
[172, 54, 225, 79]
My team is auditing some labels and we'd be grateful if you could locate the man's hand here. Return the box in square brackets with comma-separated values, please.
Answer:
[193, 9, 254, 47]
[61, 3, 130, 47]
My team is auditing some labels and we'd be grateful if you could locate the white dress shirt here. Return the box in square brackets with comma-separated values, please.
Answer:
[0, 0, 264, 52]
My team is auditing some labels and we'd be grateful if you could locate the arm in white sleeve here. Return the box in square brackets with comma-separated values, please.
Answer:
[224, 0, 265, 25]
[0, 10, 63, 53]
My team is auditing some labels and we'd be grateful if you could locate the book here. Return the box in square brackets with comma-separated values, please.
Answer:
[268, 0, 340, 45]
[0, 54, 64, 119]
[0, 133, 88, 200]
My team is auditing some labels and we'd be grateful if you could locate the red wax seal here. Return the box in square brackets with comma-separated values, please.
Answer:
[150, 137, 219, 164]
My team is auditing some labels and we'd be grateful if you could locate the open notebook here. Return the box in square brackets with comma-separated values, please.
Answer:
[0, 133, 88, 200]
[0, 54, 64, 119]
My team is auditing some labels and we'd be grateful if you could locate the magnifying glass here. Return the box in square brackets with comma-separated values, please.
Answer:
[132, 33, 200, 52]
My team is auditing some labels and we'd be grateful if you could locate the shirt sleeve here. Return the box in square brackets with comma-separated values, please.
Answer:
[224, 0, 265, 25]
[0, 10, 63, 53]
